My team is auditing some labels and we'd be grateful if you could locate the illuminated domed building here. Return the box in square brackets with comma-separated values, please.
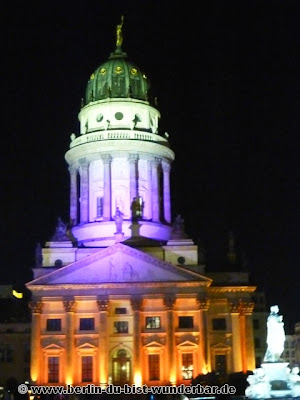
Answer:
[26, 20, 257, 387]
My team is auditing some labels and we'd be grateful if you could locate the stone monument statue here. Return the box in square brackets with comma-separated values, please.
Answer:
[245, 305, 300, 399]
[51, 217, 70, 241]
[264, 305, 285, 362]
[114, 207, 124, 234]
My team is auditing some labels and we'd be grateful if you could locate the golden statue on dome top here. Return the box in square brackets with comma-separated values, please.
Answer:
[116, 15, 124, 47]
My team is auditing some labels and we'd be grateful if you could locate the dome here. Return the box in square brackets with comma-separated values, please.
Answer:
[85, 47, 150, 105]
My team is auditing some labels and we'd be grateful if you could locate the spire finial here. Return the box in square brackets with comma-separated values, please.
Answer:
[116, 15, 124, 48]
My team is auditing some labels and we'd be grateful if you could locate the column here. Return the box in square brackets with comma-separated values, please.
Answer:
[242, 302, 255, 371]
[147, 160, 152, 220]
[63, 300, 76, 385]
[129, 154, 138, 204]
[151, 157, 161, 222]
[230, 302, 243, 372]
[29, 301, 43, 383]
[79, 159, 89, 224]
[131, 296, 143, 385]
[97, 298, 109, 387]
[69, 166, 77, 225]
[162, 162, 171, 224]
[197, 297, 210, 374]
[102, 154, 112, 221]
[164, 295, 176, 385]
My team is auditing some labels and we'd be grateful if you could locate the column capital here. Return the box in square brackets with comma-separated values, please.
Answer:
[101, 154, 112, 164]
[131, 296, 143, 311]
[229, 302, 241, 314]
[97, 298, 109, 312]
[151, 157, 161, 167]
[128, 154, 139, 163]
[78, 157, 89, 168]
[240, 301, 255, 315]
[68, 165, 77, 174]
[29, 301, 43, 314]
[161, 161, 171, 173]
[197, 297, 210, 311]
[164, 295, 176, 310]
[63, 300, 76, 312]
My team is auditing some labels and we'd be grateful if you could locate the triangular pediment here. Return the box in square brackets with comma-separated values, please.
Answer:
[177, 340, 198, 348]
[144, 341, 164, 348]
[212, 342, 231, 350]
[27, 243, 211, 286]
[43, 344, 63, 350]
[77, 342, 97, 350]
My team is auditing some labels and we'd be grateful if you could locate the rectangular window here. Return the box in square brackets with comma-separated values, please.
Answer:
[115, 307, 127, 314]
[0, 345, 13, 363]
[182, 353, 193, 380]
[148, 354, 160, 381]
[82, 356, 93, 382]
[253, 319, 260, 330]
[46, 319, 61, 331]
[215, 354, 227, 377]
[114, 321, 128, 333]
[212, 318, 226, 330]
[178, 316, 194, 329]
[79, 318, 95, 331]
[146, 317, 161, 329]
[97, 197, 103, 218]
[48, 357, 59, 383]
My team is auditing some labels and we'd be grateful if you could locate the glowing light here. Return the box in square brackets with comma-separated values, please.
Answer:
[202, 366, 208, 375]
[134, 372, 142, 386]
[170, 374, 176, 386]
[65, 376, 73, 385]
[12, 290, 23, 299]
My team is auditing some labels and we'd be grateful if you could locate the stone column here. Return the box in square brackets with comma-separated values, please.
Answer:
[129, 154, 139, 205]
[162, 162, 171, 224]
[102, 155, 112, 221]
[151, 157, 161, 222]
[242, 302, 255, 371]
[164, 295, 176, 385]
[230, 302, 242, 372]
[147, 160, 152, 220]
[29, 301, 43, 383]
[79, 159, 89, 224]
[69, 166, 78, 225]
[63, 300, 76, 385]
[197, 297, 210, 374]
[97, 298, 109, 387]
[131, 297, 143, 385]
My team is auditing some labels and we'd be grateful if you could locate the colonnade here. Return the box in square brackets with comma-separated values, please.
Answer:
[68, 155, 171, 226]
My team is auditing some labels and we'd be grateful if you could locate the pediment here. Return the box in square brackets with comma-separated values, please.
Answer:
[212, 342, 231, 350]
[177, 340, 198, 348]
[27, 243, 211, 286]
[77, 342, 97, 350]
[43, 343, 63, 350]
[144, 341, 164, 348]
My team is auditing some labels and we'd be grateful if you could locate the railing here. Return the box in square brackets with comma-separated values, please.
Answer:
[70, 130, 168, 148]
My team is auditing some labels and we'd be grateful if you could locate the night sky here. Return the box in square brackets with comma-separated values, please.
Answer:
[1, 1, 299, 331]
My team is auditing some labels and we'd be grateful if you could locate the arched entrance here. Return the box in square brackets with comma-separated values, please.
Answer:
[112, 349, 131, 385]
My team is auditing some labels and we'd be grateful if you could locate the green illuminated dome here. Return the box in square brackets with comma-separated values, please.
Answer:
[85, 46, 150, 105]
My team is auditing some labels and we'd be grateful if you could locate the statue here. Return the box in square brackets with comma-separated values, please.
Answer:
[51, 217, 70, 241]
[116, 15, 124, 48]
[171, 214, 187, 239]
[114, 207, 124, 234]
[264, 305, 285, 362]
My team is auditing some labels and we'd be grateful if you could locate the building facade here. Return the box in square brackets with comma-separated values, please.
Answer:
[26, 23, 257, 386]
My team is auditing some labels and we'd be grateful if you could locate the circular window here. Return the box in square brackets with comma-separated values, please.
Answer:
[115, 66, 123, 74]
[115, 112, 123, 120]
[90, 73, 95, 80]
[131, 68, 138, 75]
[54, 259, 63, 267]
[177, 256, 185, 265]
[100, 68, 106, 75]
[96, 114, 104, 122]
